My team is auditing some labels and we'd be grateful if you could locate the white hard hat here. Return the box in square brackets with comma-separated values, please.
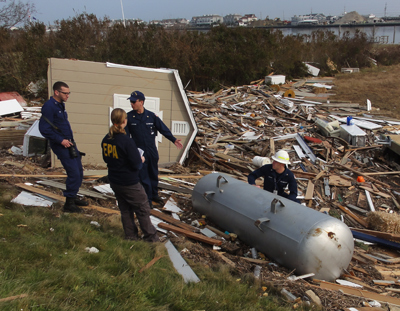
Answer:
[272, 150, 290, 165]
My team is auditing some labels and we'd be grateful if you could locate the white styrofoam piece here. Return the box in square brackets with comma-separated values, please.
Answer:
[11, 191, 53, 207]
[93, 184, 115, 195]
[305, 63, 320, 76]
[163, 196, 183, 213]
[265, 75, 286, 85]
[0, 99, 24, 116]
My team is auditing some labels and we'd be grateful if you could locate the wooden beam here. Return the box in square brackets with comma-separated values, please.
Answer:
[159, 174, 204, 179]
[0, 174, 68, 178]
[363, 171, 400, 176]
[139, 255, 164, 273]
[304, 180, 314, 200]
[150, 209, 198, 232]
[157, 223, 222, 246]
[334, 203, 368, 227]
[351, 228, 400, 243]
[213, 251, 236, 267]
[158, 183, 193, 195]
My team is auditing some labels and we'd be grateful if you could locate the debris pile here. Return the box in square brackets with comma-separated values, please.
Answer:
[3, 79, 400, 310]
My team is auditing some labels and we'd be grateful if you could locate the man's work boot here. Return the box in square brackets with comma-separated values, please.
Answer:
[63, 197, 83, 213]
[152, 195, 164, 205]
[74, 197, 89, 206]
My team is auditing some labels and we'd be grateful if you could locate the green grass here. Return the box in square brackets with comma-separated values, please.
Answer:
[0, 186, 306, 311]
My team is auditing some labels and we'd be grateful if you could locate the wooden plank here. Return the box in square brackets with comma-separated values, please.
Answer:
[335, 203, 368, 228]
[0, 174, 68, 178]
[139, 255, 164, 273]
[359, 185, 391, 199]
[351, 228, 400, 243]
[239, 257, 270, 265]
[313, 170, 326, 182]
[157, 223, 222, 246]
[329, 175, 352, 187]
[352, 266, 369, 275]
[150, 209, 198, 232]
[158, 183, 193, 195]
[269, 138, 275, 156]
[364, 171, 400, 176]
[159, 174, 204, 179]
[205, 225, 230, 240]
[15, 183, 120, 215]
[213, 251, 236, 267]
[304, 180, 314, 200]
[319, 280, 400, 306]
[352, 254, 371, 265]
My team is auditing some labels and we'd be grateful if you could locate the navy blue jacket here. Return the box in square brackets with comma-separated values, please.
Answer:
[248, 164, 299, 202]
[39, 96, 74, 159]
[125, 109, 176, 158]
[101, 132, 143, 186]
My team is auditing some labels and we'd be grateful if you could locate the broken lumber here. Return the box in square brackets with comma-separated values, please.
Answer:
[158, 223, 222, 246]
[334, 203, 368, 227]
[151, 209, 198, 232]
[334, 163, 391, 189]
[318, 280, 400, 306]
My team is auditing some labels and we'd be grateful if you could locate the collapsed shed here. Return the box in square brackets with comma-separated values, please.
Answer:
[46, 58, 197, 167]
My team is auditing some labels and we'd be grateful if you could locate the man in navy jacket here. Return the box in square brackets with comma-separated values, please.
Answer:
[248, 150, 300, 203]
[125, 91, 183, 207]
[39, 81, 87, 213]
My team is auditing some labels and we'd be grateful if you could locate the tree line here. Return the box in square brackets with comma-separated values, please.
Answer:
[0, 13, 399, 100]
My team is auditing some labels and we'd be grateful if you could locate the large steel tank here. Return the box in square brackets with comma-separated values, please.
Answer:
[192, 173, 354, 281]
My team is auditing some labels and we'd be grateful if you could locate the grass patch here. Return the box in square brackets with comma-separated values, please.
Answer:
[332, 64, 400, 119]
[0, 187, 306, 311]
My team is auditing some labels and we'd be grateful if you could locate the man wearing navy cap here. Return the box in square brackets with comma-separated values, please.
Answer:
[125, 91, 183, 207]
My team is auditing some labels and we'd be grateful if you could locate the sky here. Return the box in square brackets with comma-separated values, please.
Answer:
[30, 0, 400, 24]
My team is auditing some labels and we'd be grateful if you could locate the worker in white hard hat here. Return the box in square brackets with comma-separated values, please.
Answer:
[248, 150, 300, 203]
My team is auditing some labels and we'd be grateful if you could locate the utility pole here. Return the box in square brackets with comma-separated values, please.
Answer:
[120, 0, 126, 27]
[384, 2, 387, 17]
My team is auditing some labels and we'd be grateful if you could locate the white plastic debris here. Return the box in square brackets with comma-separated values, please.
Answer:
[85, 247, 99, 254]
[10, 146, 23, 155]
[90, 221, 100, 227]
[368, 300, 381, 307]
[11, 191, 53, 207]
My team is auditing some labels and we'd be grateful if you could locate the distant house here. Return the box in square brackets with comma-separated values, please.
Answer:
[190, 15, 223, 26]
[46, 58, 197, 168]
[223, 14, 242, 25]
[149, 18, 189, 28]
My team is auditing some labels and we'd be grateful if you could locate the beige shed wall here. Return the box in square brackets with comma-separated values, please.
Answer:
[48, 58, 194, 167]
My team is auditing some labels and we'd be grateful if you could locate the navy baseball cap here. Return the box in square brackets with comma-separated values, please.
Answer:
[127, 91, 145, 102]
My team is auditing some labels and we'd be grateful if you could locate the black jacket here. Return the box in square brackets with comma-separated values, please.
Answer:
[248, 164, 299, 203]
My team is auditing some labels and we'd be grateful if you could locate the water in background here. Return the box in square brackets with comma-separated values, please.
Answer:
[279, 24, 400, 44]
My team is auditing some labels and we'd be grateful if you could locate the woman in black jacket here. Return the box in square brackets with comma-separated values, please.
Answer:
[101, 108, 159, 242]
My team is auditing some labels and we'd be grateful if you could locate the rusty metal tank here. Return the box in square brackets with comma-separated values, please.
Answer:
[192, 173, 354, 281]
